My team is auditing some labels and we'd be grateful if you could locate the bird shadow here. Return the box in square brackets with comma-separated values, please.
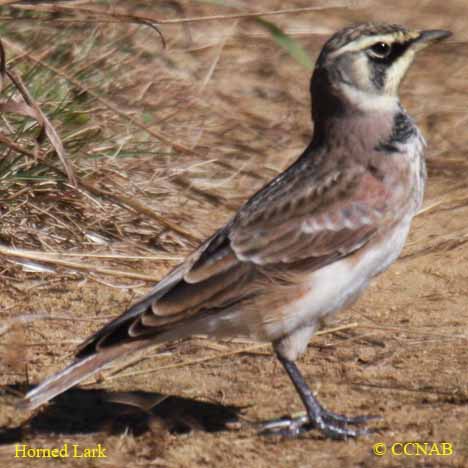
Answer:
[0, 385, 242, 445]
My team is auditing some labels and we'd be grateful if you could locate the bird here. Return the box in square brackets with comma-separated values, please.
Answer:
[21, 22, 451, 440]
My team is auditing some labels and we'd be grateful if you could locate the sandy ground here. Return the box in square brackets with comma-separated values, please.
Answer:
[1, 1, 468, 467]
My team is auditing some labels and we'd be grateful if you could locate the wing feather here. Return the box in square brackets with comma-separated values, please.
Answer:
[76, 160, 390, 356]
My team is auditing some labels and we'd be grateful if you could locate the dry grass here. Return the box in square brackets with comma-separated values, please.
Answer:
[1, 1, 468, 467]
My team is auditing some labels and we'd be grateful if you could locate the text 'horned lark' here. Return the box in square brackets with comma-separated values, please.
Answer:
[21, 23, 451, 440]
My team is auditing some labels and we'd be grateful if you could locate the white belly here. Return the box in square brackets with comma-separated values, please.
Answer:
[264, 216, 413, 339]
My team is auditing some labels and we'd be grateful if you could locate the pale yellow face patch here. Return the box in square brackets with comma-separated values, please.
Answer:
[383, 49, 416, 95]
[327, 29, 424, 104]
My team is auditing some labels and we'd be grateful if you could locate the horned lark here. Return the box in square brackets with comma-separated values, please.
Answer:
[22, 23, 451, 439]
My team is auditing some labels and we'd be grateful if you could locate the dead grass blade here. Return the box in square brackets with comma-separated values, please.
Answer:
[401, 227, 468, 260]
[0, 244, 163, 281]
[0, 133, 199, 245]
[102, 323, 358, 382]
[77, 178, 201, 244]
[0, 314, 50, 337]
[417, 189, 468, 216]
[359, 324, 468, 342]
[22, 251, 182, 261]
[19, 2, 360, 25]
[0, 0, 23, 5]
[0, 35, 4, 85]
[14, 2, 167, 48]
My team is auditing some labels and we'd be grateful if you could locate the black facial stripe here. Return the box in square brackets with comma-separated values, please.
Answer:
[368, 41, 413, 89]
[369, 41, 412, 65]
[371, 64, 387, 89]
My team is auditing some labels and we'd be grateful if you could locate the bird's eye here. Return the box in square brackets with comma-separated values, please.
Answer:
[368, 42, 392, 59]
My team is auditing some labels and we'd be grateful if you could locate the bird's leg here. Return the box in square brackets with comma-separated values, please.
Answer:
[260, 353, 379, 439]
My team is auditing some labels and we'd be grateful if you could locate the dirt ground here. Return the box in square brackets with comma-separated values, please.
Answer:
[1, 1, 468, 467]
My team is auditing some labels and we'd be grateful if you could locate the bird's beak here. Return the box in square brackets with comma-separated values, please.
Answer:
[413, 29, 452, 50]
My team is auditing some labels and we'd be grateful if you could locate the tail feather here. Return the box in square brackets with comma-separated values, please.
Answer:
[19, 340, 150, 411]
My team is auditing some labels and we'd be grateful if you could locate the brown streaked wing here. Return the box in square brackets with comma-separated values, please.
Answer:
[229, 166, 389, 264]
[78, 162, 390, 354]
[131, 164, 389, 330]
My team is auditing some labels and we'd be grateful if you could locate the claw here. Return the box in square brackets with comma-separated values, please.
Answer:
[259, 412, 379, 439]
[317, 407, 383, 426]
[259, 414, 309, 436]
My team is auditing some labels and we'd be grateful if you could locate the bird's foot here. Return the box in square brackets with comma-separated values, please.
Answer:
[316, 402, 381, 426]
[259, 408, 381, 439]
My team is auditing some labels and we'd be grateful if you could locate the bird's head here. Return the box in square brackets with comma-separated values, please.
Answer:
[311, 23, 451, 119]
